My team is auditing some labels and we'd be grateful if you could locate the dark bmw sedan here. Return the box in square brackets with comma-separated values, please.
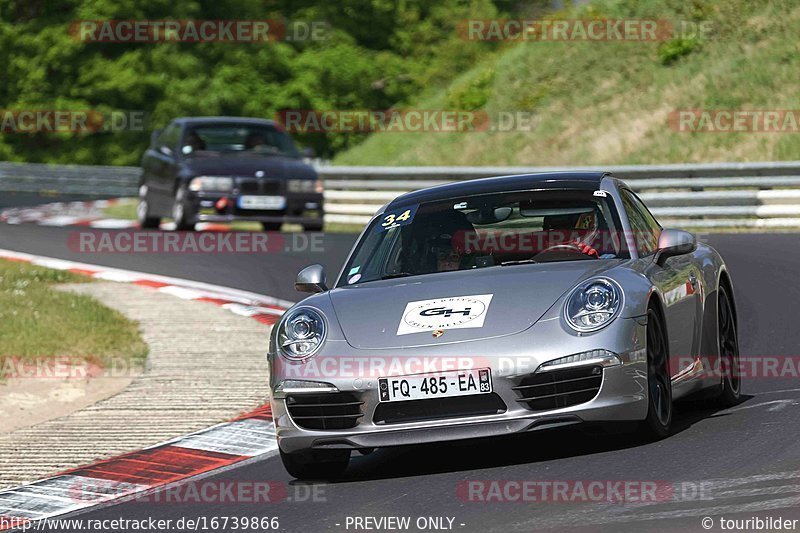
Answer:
[137, 117, 324, 231]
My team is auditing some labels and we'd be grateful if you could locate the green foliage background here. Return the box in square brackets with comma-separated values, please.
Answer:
[0, 0, 525, 165]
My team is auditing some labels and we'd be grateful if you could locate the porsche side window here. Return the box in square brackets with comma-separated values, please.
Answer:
[630, 191, 662, 232]
[621, 190, 660, 256]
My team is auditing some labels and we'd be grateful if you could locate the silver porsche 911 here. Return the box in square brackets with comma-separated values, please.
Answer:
[268, 172, 741, 479]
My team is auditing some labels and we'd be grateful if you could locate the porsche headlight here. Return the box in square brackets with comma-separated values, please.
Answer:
[278, 307, 326, 360]
[565, 278, 622, 332]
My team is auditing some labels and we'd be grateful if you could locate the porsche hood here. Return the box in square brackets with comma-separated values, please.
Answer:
[328, 261, 618, 349]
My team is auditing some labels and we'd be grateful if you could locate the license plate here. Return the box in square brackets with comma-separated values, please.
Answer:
[379, 368, 492, 402]
[238, 195, 286, 210]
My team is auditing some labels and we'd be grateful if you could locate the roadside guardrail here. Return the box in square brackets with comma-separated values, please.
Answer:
[3, 161, 800, 229]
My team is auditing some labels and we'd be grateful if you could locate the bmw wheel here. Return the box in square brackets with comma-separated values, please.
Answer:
[136, 185, 160, 229]
[172, 186, 195, 231]
[261, 222, 282, 232]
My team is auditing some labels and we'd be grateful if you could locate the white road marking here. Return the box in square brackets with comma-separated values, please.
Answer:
[517, 470, 800, 529]
[38, 216, 82, 226]
[760, 387, 800, 396]
[720, 399, 799, 413]
[156, 285, 206, 300]
[89, 218, 138, 229]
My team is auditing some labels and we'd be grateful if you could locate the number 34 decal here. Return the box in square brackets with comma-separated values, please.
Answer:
[376, 205, 418, 232]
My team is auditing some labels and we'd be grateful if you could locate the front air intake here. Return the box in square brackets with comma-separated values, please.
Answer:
[513, 365, 603, 412]
[285, 392, 364, 430]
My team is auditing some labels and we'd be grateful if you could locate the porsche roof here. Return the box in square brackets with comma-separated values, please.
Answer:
[387, 171, 611, 208]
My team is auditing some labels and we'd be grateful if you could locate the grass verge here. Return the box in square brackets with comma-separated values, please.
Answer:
[0, 259, 148, 378]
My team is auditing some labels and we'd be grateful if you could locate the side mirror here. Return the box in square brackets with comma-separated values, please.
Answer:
[295, 264, 328, 293]
[654, 229, 696, 266]
[150, 129, 162, 146]
[301, 147, 315, 158]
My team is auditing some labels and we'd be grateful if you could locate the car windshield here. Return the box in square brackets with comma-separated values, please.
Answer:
[338, 188, 629, 287]
[182, 124, 299, 157]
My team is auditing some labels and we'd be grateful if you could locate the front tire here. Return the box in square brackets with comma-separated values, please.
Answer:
[261, 222, 282, 232]
[172, 186, 195, 231]
[136, 185, 160, 229]
[279, 449, 350, 480]
[640, 306, 673, 440]
[303, 221, 324, 232]
[713, 285, 741, 407]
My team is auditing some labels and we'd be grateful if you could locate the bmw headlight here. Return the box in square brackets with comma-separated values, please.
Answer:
[278, 307, 326, 360]
[287, 179, 323, 193]
[188, 176, 233, 192]
[564, 278, 623, 332]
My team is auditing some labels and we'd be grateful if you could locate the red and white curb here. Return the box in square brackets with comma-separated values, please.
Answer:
[1, 199, 134, 228]
[1, 199, 235, 232]
[0, 406, 277, 526]
[0, 249, 291, 527]
[0, 248, 293, 325]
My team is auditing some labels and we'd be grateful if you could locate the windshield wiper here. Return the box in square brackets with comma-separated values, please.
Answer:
[381, 272, 414, 280]
[499, 259, 538, 266]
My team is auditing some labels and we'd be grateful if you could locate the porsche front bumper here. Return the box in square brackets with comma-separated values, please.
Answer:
[269, 316, 649, 454]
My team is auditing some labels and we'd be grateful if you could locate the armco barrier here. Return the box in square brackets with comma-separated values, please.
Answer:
[3, 161, 800, 229]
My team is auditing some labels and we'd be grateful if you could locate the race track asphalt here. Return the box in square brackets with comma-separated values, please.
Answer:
[2, 223, 800, 533]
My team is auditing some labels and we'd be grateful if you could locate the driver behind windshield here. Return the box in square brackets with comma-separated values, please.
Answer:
[244, 131, 266, 149]
[183, 131, 206, 152]
[541, 209, 601, 258]
[407, 210, 476, 274]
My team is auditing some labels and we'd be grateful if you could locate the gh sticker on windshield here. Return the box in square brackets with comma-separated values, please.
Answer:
[376, 205, 418, 232]
[396, 294, 493, 336]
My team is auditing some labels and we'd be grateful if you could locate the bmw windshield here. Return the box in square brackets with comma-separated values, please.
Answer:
[181, 124, 299, 157]
[338, 188, 632, 287]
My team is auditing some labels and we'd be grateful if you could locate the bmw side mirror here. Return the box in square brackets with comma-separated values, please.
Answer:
[654, 229, 697, 266]
[295, 264, 328, 293]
